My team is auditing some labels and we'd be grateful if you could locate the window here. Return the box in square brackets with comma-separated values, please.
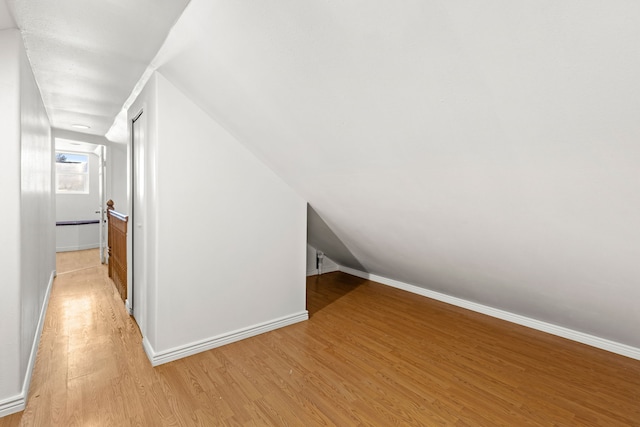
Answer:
[56, 152, 89, 193]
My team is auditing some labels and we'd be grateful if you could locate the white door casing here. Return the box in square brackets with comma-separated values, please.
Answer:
[131, 110, 146, 332]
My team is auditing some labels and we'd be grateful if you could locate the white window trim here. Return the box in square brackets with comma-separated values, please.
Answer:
[55, 151, 90, 194]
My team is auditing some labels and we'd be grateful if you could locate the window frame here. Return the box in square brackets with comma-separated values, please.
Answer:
[55, 151, 90, 194]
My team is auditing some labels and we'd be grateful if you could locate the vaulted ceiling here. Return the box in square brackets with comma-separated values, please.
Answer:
[152, 0, 640, 349]
[4, 0, 639, 349]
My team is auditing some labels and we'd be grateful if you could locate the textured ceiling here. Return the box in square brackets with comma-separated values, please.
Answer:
[151, 0, 640, 349]
[0, 0, 14, 29]
[5, 0, 188, 136]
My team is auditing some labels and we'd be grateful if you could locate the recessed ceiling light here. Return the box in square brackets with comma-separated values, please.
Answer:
[71, 124, 90, 129]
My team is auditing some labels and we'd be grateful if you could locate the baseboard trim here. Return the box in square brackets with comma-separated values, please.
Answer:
[143, 311, 309, 366]
[339, 266, 640, 361]
[306, 265, 340, 277]
[0, 270, 55, 418]
[0, 394, 24, 418]
[22, 270, 55, 399]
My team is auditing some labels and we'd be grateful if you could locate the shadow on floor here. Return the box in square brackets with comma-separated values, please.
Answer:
[306, 271, 369, 316]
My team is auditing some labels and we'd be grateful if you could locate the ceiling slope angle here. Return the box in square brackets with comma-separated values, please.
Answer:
[150, 1, 640, 353]
[5, 0, 189, 137]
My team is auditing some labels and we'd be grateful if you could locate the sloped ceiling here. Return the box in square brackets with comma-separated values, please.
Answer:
[8, 0, 636, 349]
[5, 0, 188, 136]
[152, 0, 640, 348]
[0, 0, 14, 29]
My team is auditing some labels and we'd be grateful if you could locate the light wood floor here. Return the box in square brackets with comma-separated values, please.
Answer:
[1, 250, 639, 426]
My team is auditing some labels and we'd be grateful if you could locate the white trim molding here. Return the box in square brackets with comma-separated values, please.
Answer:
[0, 270, 55, 417]
[143, 311, 309, 366]
[306, 265, 340, 277]
[0, 394, 24, 419]
[339, 266, 640, 361]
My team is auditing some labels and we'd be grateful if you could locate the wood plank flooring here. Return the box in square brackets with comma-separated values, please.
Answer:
[1, 249, 639, 426]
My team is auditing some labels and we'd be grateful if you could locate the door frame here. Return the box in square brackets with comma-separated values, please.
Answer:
[98, 144, 107, 263]
[129, 108, 145, 331]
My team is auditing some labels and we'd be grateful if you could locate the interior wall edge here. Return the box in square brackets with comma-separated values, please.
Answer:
[339, 266, 640, 361]
[142, 311, 310, 367]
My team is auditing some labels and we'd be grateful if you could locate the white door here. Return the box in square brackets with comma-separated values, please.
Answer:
[132, 111, 146, 330]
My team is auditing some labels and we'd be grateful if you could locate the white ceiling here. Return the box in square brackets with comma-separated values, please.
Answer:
[0, 0, 14, 29]
[55, 138, 100, 155]
[153, 0, 640, 348]
[4, 0, 188, 137]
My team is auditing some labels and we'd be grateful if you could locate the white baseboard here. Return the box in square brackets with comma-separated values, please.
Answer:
[143, 311, 309, 366]
[0, 270, 55, 418]
[23, 270, 55, 398]
[306, 265, 340, 277]
[339, 266, 640, 361]
[56, 243, 100, 252]
[0, 394, 24, 419]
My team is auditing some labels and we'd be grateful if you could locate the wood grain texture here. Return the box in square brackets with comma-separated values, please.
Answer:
[1, 252, 639, 426]
[55, 248, 102, 275]
[106, 201, 128, 302]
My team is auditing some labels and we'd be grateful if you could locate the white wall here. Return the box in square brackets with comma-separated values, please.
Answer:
[55, 223, 100, 252]
[0, 28, 55, 417]
[19, 24, 55, 392]
[128, 72, 307, 364]
[306, 244, 339, 276]
[150, 0, 640, 352]
[55, 151, 100, 251]
[107, 142, 128, 214]
[0, 28, 23, 411]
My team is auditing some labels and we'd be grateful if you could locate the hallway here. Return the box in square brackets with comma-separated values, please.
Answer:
[1, 250, 639, 426]
[1, 249, 155, 425]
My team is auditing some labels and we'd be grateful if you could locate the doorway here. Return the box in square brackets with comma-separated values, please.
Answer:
[54, 139, 108, 260]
